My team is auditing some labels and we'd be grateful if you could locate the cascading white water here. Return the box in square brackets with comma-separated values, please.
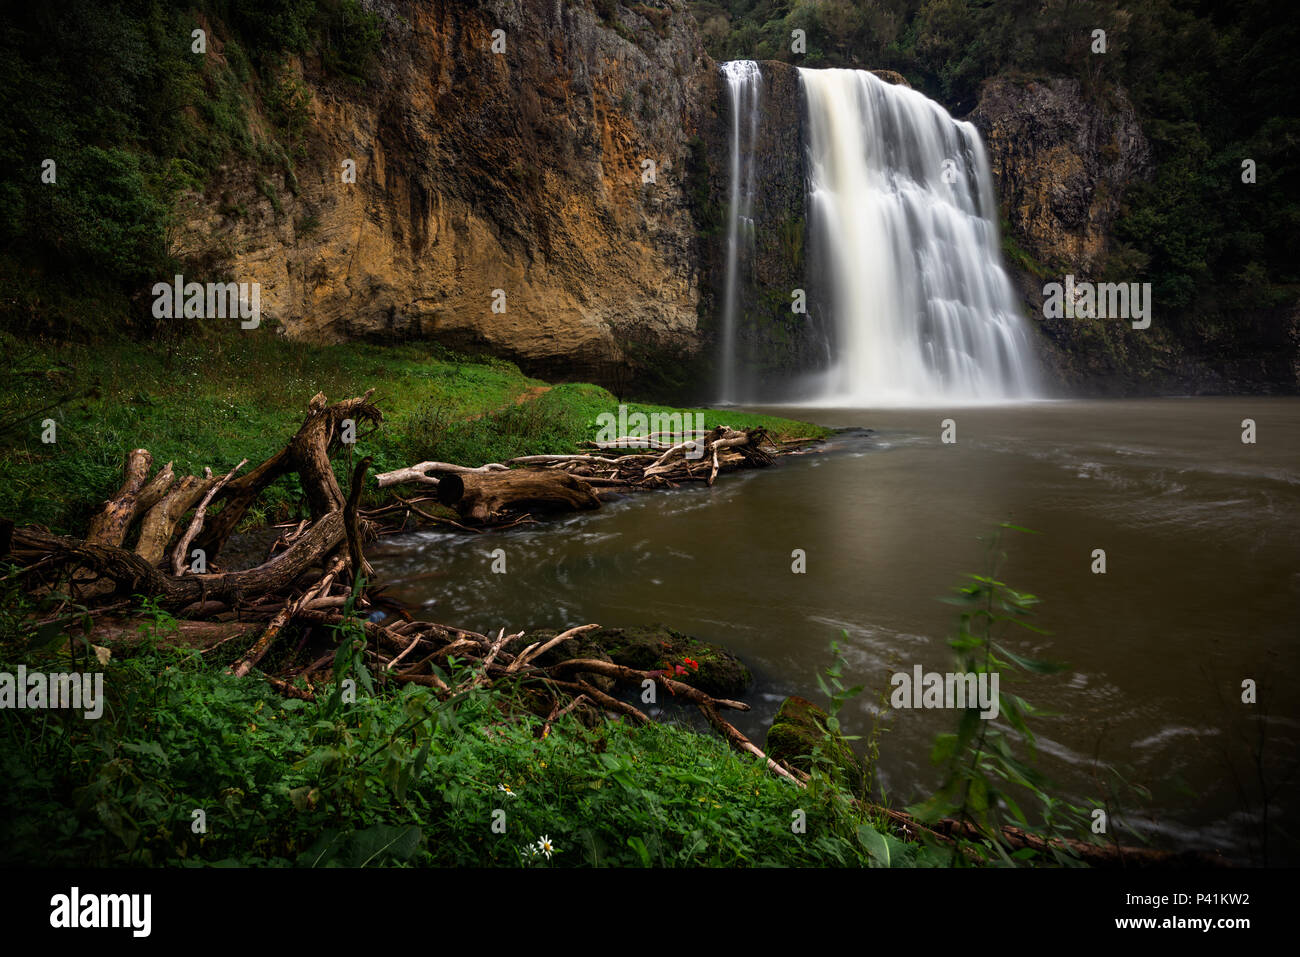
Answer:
[801, 69, 1038, 404]
[718, 60, 761, 405]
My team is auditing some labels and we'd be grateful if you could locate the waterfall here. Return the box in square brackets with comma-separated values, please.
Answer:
[718, 60, 761, 405]
[799, 68, 1038, 404]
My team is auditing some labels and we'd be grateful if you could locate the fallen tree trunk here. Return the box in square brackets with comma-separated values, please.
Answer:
[13, 509, 346, 608]
[173, 459, 246, 576]
[135, 473, 215, 566]
[91, 617, 265, 652]
[194, 391, 383, 562]
[375, 460, 508, 488]
[435, 469, 601, 524]
[84, 449, 153, 546]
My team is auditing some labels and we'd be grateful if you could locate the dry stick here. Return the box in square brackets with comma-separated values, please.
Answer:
[230, 553, 347, 678]
[374, 461, 508, 488]
[385, 631, 425, 671]
[399, 636, 484, 675]
[264, 519, 309, 563]
[293, 607, 458, 657]
[479, 629, 517, 672]
[508, 623, 600, 673]
[389, 671, 451, 693]
[549, 658, 750, 712]
[291, 649, 338, 680]
[173, 458, 248, 576]
[538, 676, 651, 724]
[696, 701, 807, 786]
[586, 439, 678, 451]
[344, 456, 373, 583]
[646, 438, 699, 471]
[542, 693, 588, 738]
[264, 676, 316, 702]
[507, 454, 623, 466]
[382, 495, 483, 534]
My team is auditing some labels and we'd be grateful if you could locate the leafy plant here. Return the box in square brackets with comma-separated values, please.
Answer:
[910, 524, 1096, 866]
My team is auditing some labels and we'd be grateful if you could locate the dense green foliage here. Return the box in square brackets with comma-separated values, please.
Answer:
[0, 586, 898, 867]
[691, 0, 1299, 362]
[0, 0, 383, 334]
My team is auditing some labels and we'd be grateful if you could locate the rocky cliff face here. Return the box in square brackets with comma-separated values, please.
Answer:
[175, 0, 711, 385]
[968, 76, 1166, 393]
[970, 77, 1149, 274]
[966, 76, 1299, 395]
[692, 60, 824, 398]
[173, 3, 1289, 397]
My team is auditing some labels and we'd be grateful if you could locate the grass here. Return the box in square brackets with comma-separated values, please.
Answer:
[0, 600, 896, 868]
[0, 327, 830, 534]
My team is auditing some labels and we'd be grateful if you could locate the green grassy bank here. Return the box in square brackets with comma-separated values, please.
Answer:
[0, 328, 829, 535]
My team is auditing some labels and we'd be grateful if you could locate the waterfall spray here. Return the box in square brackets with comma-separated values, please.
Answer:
[799, 68, 1038, 404]
[718, 60, 761, 405]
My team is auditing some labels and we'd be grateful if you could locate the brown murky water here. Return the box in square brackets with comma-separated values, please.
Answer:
[372, 398, 1300, 863]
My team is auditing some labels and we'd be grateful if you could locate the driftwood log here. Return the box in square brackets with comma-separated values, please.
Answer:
[434, 469, 602, 524]
[84, 448, 153, 546]
[7, 390, 380, 608]
[372, 424, 781, 528]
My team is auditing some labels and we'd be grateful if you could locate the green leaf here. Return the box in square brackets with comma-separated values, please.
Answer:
[856, 824, 891, 867]
[993, 642, 1067, 675]
[626, 835, 652, 867]
[999, 522, 1040, 535]
[350, 824, 422, 866]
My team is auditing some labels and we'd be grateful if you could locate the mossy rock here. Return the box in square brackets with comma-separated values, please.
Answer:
[765, 695, 867, 796]
[585, 625, 750, 698]
[505, 624, 751, 698]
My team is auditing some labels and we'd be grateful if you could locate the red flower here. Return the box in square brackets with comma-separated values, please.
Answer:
[684, 657, 699, 671]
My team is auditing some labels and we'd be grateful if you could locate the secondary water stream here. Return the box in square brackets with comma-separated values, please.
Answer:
[372, 398, 1300, 863]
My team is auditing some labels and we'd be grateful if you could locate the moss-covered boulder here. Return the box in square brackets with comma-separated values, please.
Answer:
[586, 625, 750, 698]
[765, 695, 867, 795]
[505, 624, 751, 698]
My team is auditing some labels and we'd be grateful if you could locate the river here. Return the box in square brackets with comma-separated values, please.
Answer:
[371, 397, 1300, 864]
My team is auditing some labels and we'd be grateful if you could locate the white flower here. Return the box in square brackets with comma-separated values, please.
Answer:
[497, 784, 517, 797]
[536, 835, 557, 859]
